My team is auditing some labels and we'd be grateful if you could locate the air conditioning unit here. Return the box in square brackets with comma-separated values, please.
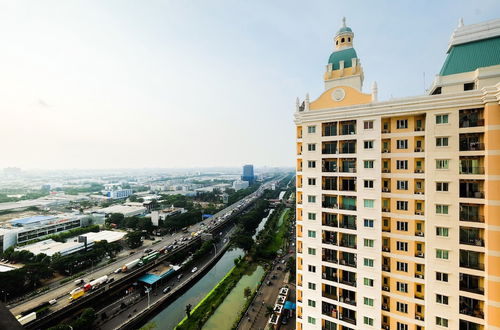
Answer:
[415, 127, 424, 131]
[416, 274, 424, 279]
[415, 147, 423, 152]
[382, 149, 389, 153]
[383, 285, 389, 291]
[416, 315, 423, 321]
[415, 169, 423, 173]
[416, 191, 424, 194]
[416, 252, 424, 257]
[382, 187, 390, 192]
[383, 325, 390, 330]
[416, 211, 423, 215]
[416, 231, 424, 237]
[382, 247, 390, 252]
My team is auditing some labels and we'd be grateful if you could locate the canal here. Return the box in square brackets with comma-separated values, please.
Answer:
[146, 248, 244, 330]
[202, 264, 265, 330]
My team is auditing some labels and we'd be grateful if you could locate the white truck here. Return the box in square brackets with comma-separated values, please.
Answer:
[83, 275, 108, 291]
[122, 258, 141, 272]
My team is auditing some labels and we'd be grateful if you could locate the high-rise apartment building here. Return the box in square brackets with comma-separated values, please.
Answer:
[242, 164, 255, 184]
[295, 18, 500, 330]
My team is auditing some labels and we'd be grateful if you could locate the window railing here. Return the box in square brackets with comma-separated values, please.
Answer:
[459, 213, 484, 223]
[460, 261, 485, 271]
[460, 166, 485, 174]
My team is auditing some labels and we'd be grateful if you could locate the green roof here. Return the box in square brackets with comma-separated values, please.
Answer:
[328, 47, 358, 70]
[440, 36, 500, 76]
[336, 26, 352, 35]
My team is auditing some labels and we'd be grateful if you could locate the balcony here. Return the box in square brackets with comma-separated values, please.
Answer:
[460, 109, 484, 128]
[460, 133, 484, 151]
[415, 251, 425, 258]
[415, 231, 424, 237]
[322, 196, 338, 209]
[382, 284, 390, 291]
[340, 178, 356, 192]
[414, 146, 424, 152]
[339, 312, 356, 325]
[322, 272, 338, 282]
[340, 277, 356, 287]
[415, 272, 425, 279]
[460, 166, 485, 175]
[340, 237, 357, 249]
[322, 216, 338, 228]
[339, 253, 356, 268]
[339, 141, 356, 154]
[414, 167, 424, 174]
[382, 186, 391, 193]
[322, 142, 338, 155]
[340, 121, 356, 135]
[339, 220, 356, 230]
[460, 296, 484, 319]
[323, 249, 338, 264]
[460, 180, 485, 199]
[323, 177, 338, 191]
[459, 320, 483, 330]
[460, 228, 485, 247]
[382, 245, 390, 252]
[323, 122, 338, 137]
[415, 313, 425, 321]
[414, 292, 424, 300]
[339, 197, 356, 211]
[460, 274, 484, 295]
[322, 301, 338, 318]
[460, 204, 484, 223]
[339, 295, 356, 306]
[382, 264, 391, 272]
[460, 250, 484, 270]
[322, 256, 338, 264]
[322, 291, 338, 301]
[322, 159, 337, 173]
[323, 232, 338, 246]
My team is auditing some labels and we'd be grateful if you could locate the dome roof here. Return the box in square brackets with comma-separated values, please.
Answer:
[328, 47, 358, 70]
[336, 26, 353, 36]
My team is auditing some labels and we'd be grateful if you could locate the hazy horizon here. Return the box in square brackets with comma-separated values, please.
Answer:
[1, 1, 499, 169]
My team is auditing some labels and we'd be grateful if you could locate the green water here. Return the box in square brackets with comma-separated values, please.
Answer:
[202, 265, 265, 330]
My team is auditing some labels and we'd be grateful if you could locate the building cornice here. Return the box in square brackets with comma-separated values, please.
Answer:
[294, 83, 500, 124]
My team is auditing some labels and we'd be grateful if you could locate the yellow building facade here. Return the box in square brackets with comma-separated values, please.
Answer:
[295, 18, 500, 330]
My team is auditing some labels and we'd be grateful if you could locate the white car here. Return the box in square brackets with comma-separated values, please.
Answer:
[191, 267, 198, 273]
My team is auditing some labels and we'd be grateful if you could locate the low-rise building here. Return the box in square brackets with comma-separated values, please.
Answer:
[97, 204, 147, 217]
[232, 180, 249, 191]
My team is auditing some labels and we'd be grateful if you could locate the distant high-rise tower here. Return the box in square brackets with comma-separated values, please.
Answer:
[241, 164, 255, 184]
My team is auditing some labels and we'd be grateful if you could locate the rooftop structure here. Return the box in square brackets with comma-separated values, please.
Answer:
[97, 205, 147, 217]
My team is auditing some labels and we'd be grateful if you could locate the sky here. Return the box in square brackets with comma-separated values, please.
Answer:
[0, 1, 499, 170]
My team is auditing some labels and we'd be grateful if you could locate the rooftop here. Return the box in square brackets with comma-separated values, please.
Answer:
[9, 215, 57, 225]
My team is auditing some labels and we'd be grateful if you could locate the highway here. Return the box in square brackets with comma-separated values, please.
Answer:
[9, 178, 280, 320]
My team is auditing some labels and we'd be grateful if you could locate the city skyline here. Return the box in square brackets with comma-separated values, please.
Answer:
[1, 1, 499, 170]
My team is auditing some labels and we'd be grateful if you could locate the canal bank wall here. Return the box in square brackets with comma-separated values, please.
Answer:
[116, 240, 233, 330]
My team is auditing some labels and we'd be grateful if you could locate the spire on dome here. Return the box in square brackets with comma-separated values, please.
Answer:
[342, 17, 346, 28]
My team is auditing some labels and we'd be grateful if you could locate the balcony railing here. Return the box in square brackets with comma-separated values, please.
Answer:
[415, 231, 424, 237]
[382, 304, 390, 311]
[339, 314, 356, 325]
[322, 256, 338, 264]
[460, 166, 485, 174]
[460, 212, 484, 223]
[414, 147, 424, 152]
[322, 202, 338, 209]
[382, 187, 390, 192]
[339, 167, 356, 173]
[460, 191, 485, 199]
[322, 273, 338, 282]
[340, 296, 356, 306]
[460, 283, 484, 295]
[460, 261, 485, 271]
[382, 246, 390, 252]
[340, 278, 356, 287]
[414, 168, 424, 173]
[322, 292, 338, 301]
[340, 204, 356, 211]
[460, 307, 484, 319]
[382, 264, 390, 272]
[323, 238, 338, 246]
[414, 293, 424, 300]
[339, 222, 356, 230]
[415, 252, 425, 258]
[460, 118, 484, 128]
[415, 313, 425, 321]
[415, 272, 424, 279]
[323, 220, 338, 228]
[460, 142, 485, 151]
[339, 259, 356, 268]
[340, 241, 357, 249]
[460, 236, 485, 247]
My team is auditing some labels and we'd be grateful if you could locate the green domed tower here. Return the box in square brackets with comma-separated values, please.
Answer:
[324, 17, 364, 92]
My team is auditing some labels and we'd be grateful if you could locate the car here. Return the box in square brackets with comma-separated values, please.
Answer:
[129, 251, 135, 255]
[74, 279, 84, 285]
[266, 281, 272, 286]
[277, 266, 282, 271]
[281, 259, 286, 264]
[191, 267, 198, 273]
[106, 278, 115, 284]
[144, 248, 153, 254]
[281, 316, 288, 325]
[177, 274, 183, 281]
[163, 286, 171, 294]
[114, 268, 122, 274]
[49, 299, 57, 305]
[271, 274, 277, 280]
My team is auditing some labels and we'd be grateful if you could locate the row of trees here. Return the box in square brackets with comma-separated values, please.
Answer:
[0, 240, 123, 299]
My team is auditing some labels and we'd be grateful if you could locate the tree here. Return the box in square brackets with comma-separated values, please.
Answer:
[108, 213, 124, 227]
[243, 286, 252, 299]
[232, 234, 254, 253]
[125, 231, 143, 249]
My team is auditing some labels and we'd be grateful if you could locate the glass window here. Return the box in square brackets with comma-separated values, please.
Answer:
[436, 159, 449, 169]
[364, 239, 374, 247]
[436, 249, 449, 260]
[308, 282, 316, 290]
[397, 282, 408, 293]
[396, 201, 408, 210]
[364, 316, 374, 326]
[436, 137, 449, 147]
[364, 199, 375, 208]
[307, 213, 316, 220]
[396, 160, 408, 169]
[308, 265, 316, 273]
[396, 302, 408, 313]
[364, 140, 374, 149]
[307, 195, 316, 203]
[308, 247, 316, 255]
[364, 121, 374, 129]
[364, 258, 374, 267]
[307, 299, 316, 307]
[364, 160, 374, 168]
[308, 160, 316, 168]
[308, 178, 316, 185]
[397, 139, 408, 149]
[436, 317, 448, 327]
[396, 241, 408, 251]
[397, 180, 408, 190]
[396, 221, 408, 231]
[307, 143, 316, 151]
[364, 180, 374, 188]
[364, 219, 374, 227]
[436, 204, 449, 214]
[436, 182, 449, 191]
[307, 230, 316, 238]
[436, 227, 449, 237]
[436, 114, 449, 124]
[307, 316, 316, 325]
[307, 126, 316, 133]
[436, 272, 449, 282]
[396, 262, 408, 272]
[436, 294, 449, 305]
[397, 119, 408, 129]
[364, 278, 374, 286]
